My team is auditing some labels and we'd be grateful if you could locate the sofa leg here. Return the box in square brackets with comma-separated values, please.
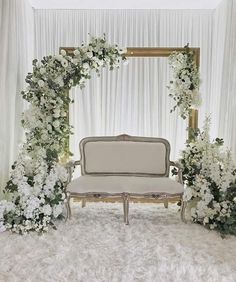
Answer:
[181, 200, 187, 223]
[65, 196, 72, 221]
[164, 199, 168, 209]
[81, 198, 86, 208]
[123, 195, 129, 225]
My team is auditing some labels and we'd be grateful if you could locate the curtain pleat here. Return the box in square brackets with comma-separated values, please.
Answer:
[0, 0, 34, 195]
[213, 0, 236, 157]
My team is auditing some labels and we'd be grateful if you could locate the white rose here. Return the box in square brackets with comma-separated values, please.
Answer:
[97, 60, 104, 66]
[61, 59, 68, 68]
[53, 120, 60, 128]
[53, 109, 60, 118]
[38, 80, 45, 87]
[61, 111, 67, 117]
[60, 49, 67, 56]
[87, 52, 93, 58]
[73, 49, 80, 56]
[83, 63, 90, 69]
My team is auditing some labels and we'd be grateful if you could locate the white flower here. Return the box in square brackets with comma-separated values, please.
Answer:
[42, 204, 52, 216]
[203, 217, 209, 224]
[53, 109, 61, 118]
[0, 222, 6, 233]
[39, 68, 46, 75]
[73, 49, 80, 56]
[61, 59, 68, 68]
[53, 204, 63, 218]
[61, 111, 67, 117]
[56, 165, 68, 182]
[86, 51, 93, 58]
[83, 62, 90, 69]
[38, 80, 45, 87]
[53, 120, 60, 128]
[0, 200, 15, 219]
[72, 58, 79, 65]
[60, 49, 67, 56]
[55, 76, 64, 87]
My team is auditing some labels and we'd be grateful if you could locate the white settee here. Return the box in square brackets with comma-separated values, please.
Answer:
[66, 134, 186, 224]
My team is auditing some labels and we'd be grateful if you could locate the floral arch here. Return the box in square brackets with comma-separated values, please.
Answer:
[0, 37, 128, 233]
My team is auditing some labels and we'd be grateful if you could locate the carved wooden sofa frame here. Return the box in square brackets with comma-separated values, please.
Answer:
[65, 134, 186, 224]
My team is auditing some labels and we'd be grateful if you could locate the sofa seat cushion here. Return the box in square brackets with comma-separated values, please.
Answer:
[67, 176, 183, 196]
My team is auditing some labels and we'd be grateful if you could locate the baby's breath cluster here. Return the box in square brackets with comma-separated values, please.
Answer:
[0, 36, 126, 234]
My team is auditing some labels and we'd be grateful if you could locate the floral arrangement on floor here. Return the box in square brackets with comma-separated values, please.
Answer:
[173, 117, 236, 236]
[168, 45, 201, 119]
[0, 36, 126, 234]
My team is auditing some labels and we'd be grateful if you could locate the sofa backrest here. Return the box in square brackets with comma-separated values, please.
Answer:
[79, 135, 171, 177]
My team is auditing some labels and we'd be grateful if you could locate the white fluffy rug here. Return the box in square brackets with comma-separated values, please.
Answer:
[1, 202, 236, 282]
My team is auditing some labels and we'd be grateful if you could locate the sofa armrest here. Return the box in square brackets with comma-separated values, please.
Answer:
[65, 160, 81, 184]
[170, 161, 183, 185]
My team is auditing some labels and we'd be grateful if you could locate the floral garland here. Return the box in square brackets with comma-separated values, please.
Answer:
[173, 117, 236, 236]
[0, 36, 126, 234]
[168, 47, 201, 119]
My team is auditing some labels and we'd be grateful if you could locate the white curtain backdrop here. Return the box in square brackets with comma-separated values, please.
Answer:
[0, 0, 34, 195]
[211, 0, 236, 157]
[34, 9, 213, 164]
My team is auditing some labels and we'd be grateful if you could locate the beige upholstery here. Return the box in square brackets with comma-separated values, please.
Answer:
[67, 176, 184, 195]
[80, 136, 170, 176]
[83, 141, 167, 175]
